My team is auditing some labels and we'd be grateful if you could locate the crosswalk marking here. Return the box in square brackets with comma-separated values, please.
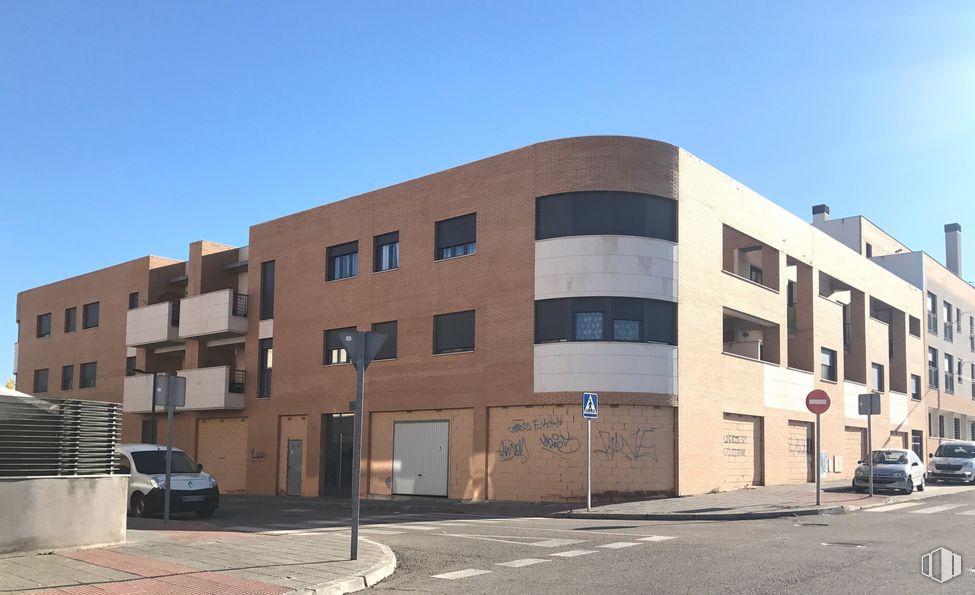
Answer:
[956, 509, 975, 515]
[432, 569, 492, 580]
[866, 502, 922, 513]
[639, 535, 677, 542]
[550, 550, 597, 558]
[530, 539, 587, 548]
[495, 558, 551, 568]
[467, 519, 501, 523]
[910, 504, 966, 514]
[357, 529, 405, 535]
[599, 542, 641, 549]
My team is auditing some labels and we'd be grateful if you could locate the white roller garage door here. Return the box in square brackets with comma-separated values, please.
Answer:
[393, 420, 449, 496]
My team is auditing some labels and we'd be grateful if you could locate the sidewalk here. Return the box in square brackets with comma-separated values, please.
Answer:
[0, 520, 395, 595]
[562, 480, 894, 520]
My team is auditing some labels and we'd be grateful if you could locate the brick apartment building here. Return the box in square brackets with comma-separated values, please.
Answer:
[15, 136, 960, 502]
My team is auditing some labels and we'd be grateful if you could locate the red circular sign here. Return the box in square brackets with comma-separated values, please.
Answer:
[806, 389, 831, 415]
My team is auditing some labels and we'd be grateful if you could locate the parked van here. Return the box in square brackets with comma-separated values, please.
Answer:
[118, 444, 220, 518]
[926, 440, 975, 484]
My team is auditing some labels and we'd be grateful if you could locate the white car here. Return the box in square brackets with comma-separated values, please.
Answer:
[927, 441, 975, 485]
[852, 448, 925, 494]
[118, 444, 220, 518]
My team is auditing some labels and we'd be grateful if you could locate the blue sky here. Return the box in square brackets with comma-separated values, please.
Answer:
[2, 2, 974, 382]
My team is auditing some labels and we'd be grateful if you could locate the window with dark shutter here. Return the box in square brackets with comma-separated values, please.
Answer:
[260, 260, 275, 320]
[36, 313, 51, 338]
[371, 321, 397, 360]
[535, 191, 677, 241]
[435, 214, 476, 260]
[82, 302, 99, 329]
[61, 365, 74, 390]
[327, 241, 359, 280]
[374, 232, 400, 272]
[80, 362, 97, 388]
[324, 327, 356, 364]
[434, 311, 475, 354]
[64, 307, 76, 333]
[33, 368, 49, 393]
[534, 297, 677, 345]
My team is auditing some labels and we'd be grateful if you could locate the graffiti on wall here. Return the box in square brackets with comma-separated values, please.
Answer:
[508, 416, 562, 433]
[723, 434, 747, 458]
[497, 437, 529, 462]
[539, 432, 580, 457]
[595, 429, 657, 461]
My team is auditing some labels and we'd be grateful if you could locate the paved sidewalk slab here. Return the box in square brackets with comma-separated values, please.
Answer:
[0, 523, 395, 595]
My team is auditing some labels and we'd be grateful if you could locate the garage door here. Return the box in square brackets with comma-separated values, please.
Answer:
[392, 420, 448, 496]
[890, 431, 908, 449]
[786, 420, 814, 483]
[844, 426, 867, 474]
[722, 413, 763, 489]
[196, 418, 249, 493]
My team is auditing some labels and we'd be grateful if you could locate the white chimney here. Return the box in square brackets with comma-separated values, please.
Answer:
[812, 204, 830, 225]
[945, 223, 962, 277]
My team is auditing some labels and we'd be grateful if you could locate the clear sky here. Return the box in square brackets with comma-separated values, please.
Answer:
[2, 2, 974, 383]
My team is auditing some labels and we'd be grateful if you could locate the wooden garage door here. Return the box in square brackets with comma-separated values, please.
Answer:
[787, 420, 814, 483]
[844, 426, 867, 473]
[722, 413, 763, 489]
[196, 418, 249, 493]
[890, 431, 908, 449]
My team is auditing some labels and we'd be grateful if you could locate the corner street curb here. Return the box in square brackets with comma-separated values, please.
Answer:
[558, 505, 849, 521]
[286, 538, 397, 595]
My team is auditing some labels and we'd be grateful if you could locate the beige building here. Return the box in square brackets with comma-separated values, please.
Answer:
[15, 136, 934, 503]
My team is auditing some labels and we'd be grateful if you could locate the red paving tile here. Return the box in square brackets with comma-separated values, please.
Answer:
[60, 549, 199, 577]
[23, 574, 292, 595]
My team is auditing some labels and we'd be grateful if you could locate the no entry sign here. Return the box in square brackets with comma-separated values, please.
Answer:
[806, 389, 831, 415]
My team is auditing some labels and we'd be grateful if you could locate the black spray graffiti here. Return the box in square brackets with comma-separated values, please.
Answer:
[539, 432, 580, 457]
[497, 437, 529, 462]
[508, 416, 562, 433]
[595, 429, 657, 461]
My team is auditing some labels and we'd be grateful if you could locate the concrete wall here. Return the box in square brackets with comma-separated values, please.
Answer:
[125, 302, 179, 347]
[533, 342, 677, 394]
[178, 289, 247, 339]
[0, 475, 127, 554]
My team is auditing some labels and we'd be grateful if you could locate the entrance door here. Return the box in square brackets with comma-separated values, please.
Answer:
[722, 413, 763, 489]
[787, 420, 814, 483]
[392, 420, 449, 496]
[286, 440, 303, 496]
[911, 430, 923, 459]
[321, 413, 354, 498]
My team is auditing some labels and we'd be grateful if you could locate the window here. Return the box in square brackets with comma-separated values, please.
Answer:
[865, 242, 873, 257]
[433, 310, 475, 354]
[260, 260, 275, 320]
[909, 316, 921, 337]
[535, 191, 677, 241]
[258, 338, 272, 398]
[128, 292, 139, 310]
[928, 413, 933, 436]
[971, 422, 975, 441]
[64, 307, 76, 333]
[821, 348, 837, 382]
[33, 368, 48, 393]
[324, 327, 356, 365]
[535, 297, 677, 345]
[944, 301, 954, 341]
[871, 363, 885, 393]
[911, 374, 921, 401]
[927, 292, 938, 333]
[842, 304, 852, 352]
[954, 418, 962, 440]
[327, 241, 359, 281]
[141, 419, 156, 444]
[435, 213, 476, 260]
[374, 232, 400, 272]
[929, 347, 939, 388]
[61, 365, 73, 391]
[82, 302, 99, 329]
[79, 362, 97, 389]
[371, 321, 398, 360]
[945, 354, 955, 393]
[939, 415, 945, 438]
[126, 356, 137, 377]
[972, 363, 975, 399]
[912, 430, 923, 459]
[36, 313, 51, 338]
[748, 266, 763, 284]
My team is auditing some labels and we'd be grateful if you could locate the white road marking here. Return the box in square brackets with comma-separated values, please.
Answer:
[866, 502, 922, 513]
[599, 542, 641, 549]
[956, 509, 975, 515]
[357, 529, 405, 535]
[398, 524, 442, 531]
[467, 519, 501, 524]
[639, 535, 678, 542]
[529, 539, 588, 548]
[440, 533, 587, 547]
[550, 550, 598, 558]
[496, 558, 551, 568]
[909, 504, 966, 514]
[432, 569, 492, 580]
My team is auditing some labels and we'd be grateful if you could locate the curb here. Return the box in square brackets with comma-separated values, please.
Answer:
[559, 505, 848, 521]
[289, 538, 397, 595]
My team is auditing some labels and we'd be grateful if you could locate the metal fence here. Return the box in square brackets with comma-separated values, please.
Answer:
[0, 395, 121, 477]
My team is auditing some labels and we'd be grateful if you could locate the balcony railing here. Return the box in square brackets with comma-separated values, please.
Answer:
[170, 301, 180, 326]
[229, 369, 245, 394]
[945, 371, 955, 393]
[928, 312, 938, 333]
[929, 366, 939, 388]
[945, 322, 954, 342]
[232, 292, 248, 317]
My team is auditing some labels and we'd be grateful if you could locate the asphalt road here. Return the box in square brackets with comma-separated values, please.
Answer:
[153, 487, 975, 594]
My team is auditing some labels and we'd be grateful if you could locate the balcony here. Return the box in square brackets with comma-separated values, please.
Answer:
[122, 366, 245, 413]
[125, 302, 181, 348]
[178, 289, 248, 340]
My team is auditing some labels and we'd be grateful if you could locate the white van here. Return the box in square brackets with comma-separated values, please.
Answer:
[927, 440, 975, 484]
[118, 444, 220, 518]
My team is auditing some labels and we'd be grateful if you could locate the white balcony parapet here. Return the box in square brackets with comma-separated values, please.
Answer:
[122, 366, 245, 413]
[125, 302, 181, 347]
[178, 289, 248, 339]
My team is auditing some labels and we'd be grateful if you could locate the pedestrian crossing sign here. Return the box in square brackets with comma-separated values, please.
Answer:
[582, 392, 598, 419]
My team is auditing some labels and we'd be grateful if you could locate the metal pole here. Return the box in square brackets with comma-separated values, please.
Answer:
[867, 413, 873, 497]
[150, 376, 157, 443]
[164, 394, 174, 523]
[815, 414, 821, 506]
[338, 432, 343, 497]
[587, 418, 592, 511]
[350, 339, 365, 560]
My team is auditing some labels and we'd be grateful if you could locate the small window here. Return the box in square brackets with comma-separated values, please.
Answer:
[324, 327, 356, 365]
[79, 362, 97, 389]
[748, 266, 763, 284]
[908, 316, 920, 337]
[260, 260, 275, 320]
[939, 415, 945, 438]
[954, 418, 962, 440]
[575, 312, 604, 341]
[435, 213, 476, 260]
[945, 354, 955, 393]
[258, 338, 273, 398]
[374, 232, 400, 272]
[36, 313, 51, 338]
[865, 242, 873, 257]
[911, 374, 921, 401]
[927, 292, 938, 333]
[128, 292, 140, 310]
[126, 356, 137, 377]
[821, 348, 837, 382]
[82, 302, 100, 329]
[33, 368, 49, 393]
[433, 310, 475, 354]
[61, 365, 73, 391]
[871, 363, 885, 392]
[613, 319, 641, 342]
[928, 347, 939, 388]
[64, 307, 76, 333]
[371, 321, 398, 360]
[327, 241, 359, 281]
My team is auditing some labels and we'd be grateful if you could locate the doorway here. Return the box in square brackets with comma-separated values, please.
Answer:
[286, 440, 303, 496]
[321, 413, 354, 498]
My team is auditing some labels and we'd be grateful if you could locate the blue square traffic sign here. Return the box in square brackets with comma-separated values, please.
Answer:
[582, 392, 598, 419]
